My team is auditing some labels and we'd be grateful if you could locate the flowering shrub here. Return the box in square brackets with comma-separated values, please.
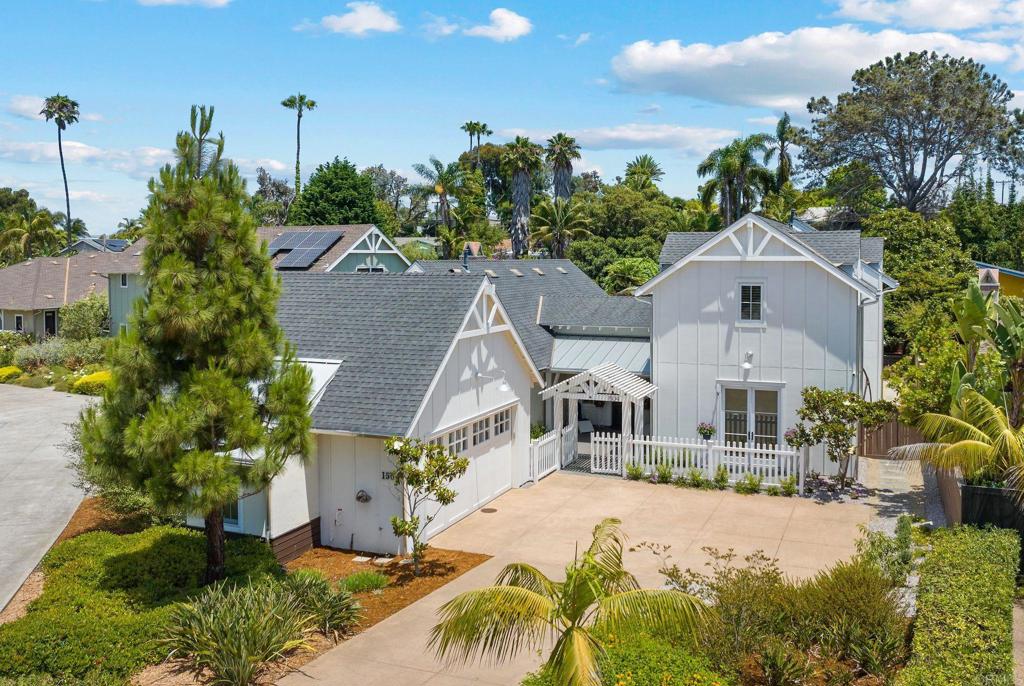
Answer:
[696, 422, 715, 440]
[72, 370, 111, 395]
[0, 331, 31, 366]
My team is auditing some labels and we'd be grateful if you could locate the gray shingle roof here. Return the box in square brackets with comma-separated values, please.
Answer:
[277, 273, 485, 436]
[411, 259, 607, 371]
[538, 296, 651, 330]
[658, 232, 717, 267]
[0, 252, 134, 310]
[861, 237, 884, 264]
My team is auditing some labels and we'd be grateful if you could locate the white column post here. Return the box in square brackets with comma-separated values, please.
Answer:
[553, 394, 563, 470]
[799, 445, 809, 496]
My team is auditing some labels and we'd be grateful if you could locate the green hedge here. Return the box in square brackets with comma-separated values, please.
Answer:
[897, 526, 1019, 686]
[0, 526, 280, 684]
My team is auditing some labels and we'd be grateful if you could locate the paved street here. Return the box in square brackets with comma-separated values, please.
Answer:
[0, 385, 92, 610]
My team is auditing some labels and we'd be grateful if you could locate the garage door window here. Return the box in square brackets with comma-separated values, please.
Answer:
[447, 427, 468, 453]
[493, 408, 512, 436]
[472, 417, 491, 446]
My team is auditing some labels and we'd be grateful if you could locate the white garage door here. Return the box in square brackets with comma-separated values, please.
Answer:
[424, 412, 514, 539]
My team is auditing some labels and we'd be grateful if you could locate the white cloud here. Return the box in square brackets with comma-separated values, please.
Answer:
[81, 113, 104, 122]
[834, 0, 1024, 30]
[6, 95, 45, 121]
[499, 123, 738, 157]
[137, 0, 231, 6]
[464, 8, 531, 42]
[298, 2, 401, 36]
[638, 103, 662, 115]
[234, 157, 289, 175]
[0, 140, 174, 179]
[66, 190, 112, 202]
[558, 31, 590, 47]
[422, 13, 458, 39]
[747, 115, 780, 126]
[611, 25, 1017, 110]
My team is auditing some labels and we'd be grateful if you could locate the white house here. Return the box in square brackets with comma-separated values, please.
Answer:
[187, 272, 542, 560]
[635, 213, 896, 474]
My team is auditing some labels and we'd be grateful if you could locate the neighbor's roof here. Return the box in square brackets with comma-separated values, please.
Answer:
[103, 224, 388, 275]
[410, 259, 607, 371]
[538, 295, 651, 330]
[0, 252, 135, 311]
[277, 273, 488, 437]
[60, 237, 132, 254]
[550, 336, 650, 375]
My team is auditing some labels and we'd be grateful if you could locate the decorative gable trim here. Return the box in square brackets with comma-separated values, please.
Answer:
[636, 213, 876, 297]
[403, 278, 543, 437]
[324, 225, 412, 272]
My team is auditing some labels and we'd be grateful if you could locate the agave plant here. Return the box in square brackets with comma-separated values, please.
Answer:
[429, 518, 706, 686]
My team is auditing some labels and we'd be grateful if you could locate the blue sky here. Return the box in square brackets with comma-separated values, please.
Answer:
[4, 0, 1024, 233]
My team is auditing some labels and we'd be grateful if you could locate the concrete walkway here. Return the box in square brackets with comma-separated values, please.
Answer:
[0, 385, 91, 610]
[279, 471, 885, 685]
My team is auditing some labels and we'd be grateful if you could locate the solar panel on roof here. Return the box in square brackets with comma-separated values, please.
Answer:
[271, 230, 344, 269]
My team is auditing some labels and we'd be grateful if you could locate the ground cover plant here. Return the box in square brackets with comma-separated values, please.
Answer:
[0, 526, 279, 684]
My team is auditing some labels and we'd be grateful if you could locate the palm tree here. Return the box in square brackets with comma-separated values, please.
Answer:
[435, 225, 464, 259]
[39, 94, 79, 247]
[0, 211, 65, 263]
[530, 198, 591, 258]
[502, 136, 543, 257]
[413, 157, 464, 229]
[476, 123, 493, 168]
[281, 93, 317, 195]
[546, 133, 581, 201]
[764, 113, 798, 191]
[429, 518, 705, 686]
[893, 389, 1024, 499]
[698, 135, 774, 224]
[460, 121, 480, 158]
[623, 154, 664, 191]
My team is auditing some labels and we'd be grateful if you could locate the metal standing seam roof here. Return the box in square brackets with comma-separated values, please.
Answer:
[410, 259, 607, 371]
[276, 272, 488, 436]
[549, 336, 651, 375]
[540, 361, 657, 402]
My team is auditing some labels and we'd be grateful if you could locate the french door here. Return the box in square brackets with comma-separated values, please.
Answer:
[722, 386, 780, 447]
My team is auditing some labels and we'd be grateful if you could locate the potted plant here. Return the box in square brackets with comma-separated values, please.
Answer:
[696, 422, 715, 440]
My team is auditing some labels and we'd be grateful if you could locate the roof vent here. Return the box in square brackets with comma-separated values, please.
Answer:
[509, 268, 524, 277]
[531, 267, 544, 275]
[449, 267, 463, 274]
[484, 269, 498, 278]
[555, 266, 568, 274]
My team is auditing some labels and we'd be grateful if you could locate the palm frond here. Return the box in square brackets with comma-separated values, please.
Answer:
[594, 588, 707, 643]
[545, 625, 603, 686]
[429, 585, 555, 666]
[496, 562, 560, 598]
[916, 412, 990, 443]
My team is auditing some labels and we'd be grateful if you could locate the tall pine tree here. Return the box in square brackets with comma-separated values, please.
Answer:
[80, 106, 313, 582]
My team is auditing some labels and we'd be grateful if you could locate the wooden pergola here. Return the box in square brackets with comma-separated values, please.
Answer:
[540, 362, 657, 467]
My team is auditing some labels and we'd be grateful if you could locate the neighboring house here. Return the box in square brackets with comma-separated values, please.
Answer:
[636, 213, 895, 473]
[395, 236, 439, 252]
[976, 261, 1024, 299]
[185, 273, 541, 560]
[106, 224, 409, 334]
[59, 237, 132, 255]
[409, 258, 652, 430]
[0, 251, 138, 337]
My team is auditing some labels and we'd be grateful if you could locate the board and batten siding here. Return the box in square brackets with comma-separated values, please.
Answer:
[108, 273, 144, 334]
[651, 258, 864, 474]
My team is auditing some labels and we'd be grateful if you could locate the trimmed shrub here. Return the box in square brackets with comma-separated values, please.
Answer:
[734, 473, 762, 494]
[280, 570, 361, 638]
[165, 581, 314, 686]
[521, 633, 731, 686]
[0, 526, 279, 683]
[0, 331, 31, 366]
[896, 526, 1019, 686]
[341, 570, 390, 594]
[71, 369, 111, 395]
[0, 366, 21, 383]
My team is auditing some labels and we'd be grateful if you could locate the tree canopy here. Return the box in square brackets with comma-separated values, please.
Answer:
[287, 157, 378, 226]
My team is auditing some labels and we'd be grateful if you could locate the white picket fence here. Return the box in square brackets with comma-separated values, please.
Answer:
[530, 430, 559, 480]
[592, 432, 805, 490]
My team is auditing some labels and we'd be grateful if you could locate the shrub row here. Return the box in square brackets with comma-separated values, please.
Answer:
[896, 526, 1019, 686]
[13, 337, 107, 371]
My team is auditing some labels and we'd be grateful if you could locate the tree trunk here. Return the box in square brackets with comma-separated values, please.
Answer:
[294, 111, 302, 196]
[58, 127, 71, 247]
[476, 134, 482, 169]
[553, 164, 570, 201]
[204, 509, 226, 584]
[511, 171, 530, 257]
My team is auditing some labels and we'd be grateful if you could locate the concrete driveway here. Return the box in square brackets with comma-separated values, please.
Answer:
[0, 385, 92, 609]
[280, 471, 876, 686]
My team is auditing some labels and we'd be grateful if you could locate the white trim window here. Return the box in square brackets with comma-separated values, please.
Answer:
[447, 426, 468, 454]
[739, 283, 763, 323]
[472, 416, 491, 446]
[355, 265, 386, 273]
[119, 273, 128, 288]
[222, 498, 241, 532]
[493, 408, 512, 437]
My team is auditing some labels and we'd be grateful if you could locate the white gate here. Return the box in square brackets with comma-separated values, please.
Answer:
[530, 430, 559, 481]
[591, 432, 622, 474]
[560, 422, 577, 467]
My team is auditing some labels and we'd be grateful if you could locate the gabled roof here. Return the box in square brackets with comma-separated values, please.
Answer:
[540, 362, 657, 403]
[410, 259, 607, 371]
[0, 252, 128, 310]
[60, 237, 131, 254]
[276, 273, 534, 437]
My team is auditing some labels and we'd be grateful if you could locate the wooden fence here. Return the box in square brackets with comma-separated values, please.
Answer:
[858, 419, 923, 458]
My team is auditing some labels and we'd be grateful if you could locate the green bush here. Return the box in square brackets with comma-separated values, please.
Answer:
[896, 526, 1019, 686]
[341, 570, 390, 594]
[530, 422, 548, 440]
[0, 526, 279, 683]
[58, 293, 109, 341]
[71, 369, 110, 395]
[764, 485, 782, 496]
[165, 580, 313, 686]
[521, 633, 730, 686]
[0, 331, 31, 366]
[856, 515, 915, 585]
[712, 465, 729, 490]
[625, 462, 644, 480]
[655, 461, 674, 484]
[734, 473, 762, 494]
[280, 570, 361, 638]
[12, 374, 47, 389]
[0, 366, 21, 383]
[780, 475, 798, 497]
[13, 337, 106, 371]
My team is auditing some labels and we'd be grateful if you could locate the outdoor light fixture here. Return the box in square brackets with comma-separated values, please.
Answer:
[476, 370, 512, 392]
[741, 351, 753, 370]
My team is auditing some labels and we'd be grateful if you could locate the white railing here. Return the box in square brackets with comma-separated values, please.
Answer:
[530, 430, 559, 481]
[592, 432, 805, 491]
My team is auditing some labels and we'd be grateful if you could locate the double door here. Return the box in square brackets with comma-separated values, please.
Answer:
[723, 386, 780, 447]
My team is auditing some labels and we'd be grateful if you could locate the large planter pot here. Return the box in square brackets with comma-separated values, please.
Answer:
[961, 484, 1024, 571]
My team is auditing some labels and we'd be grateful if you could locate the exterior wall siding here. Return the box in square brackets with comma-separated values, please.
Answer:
[185, 488, 268, 538]
[330, 250, 408, 273]
[108, 273, 145, 334]
[0, 309, 37, 336]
